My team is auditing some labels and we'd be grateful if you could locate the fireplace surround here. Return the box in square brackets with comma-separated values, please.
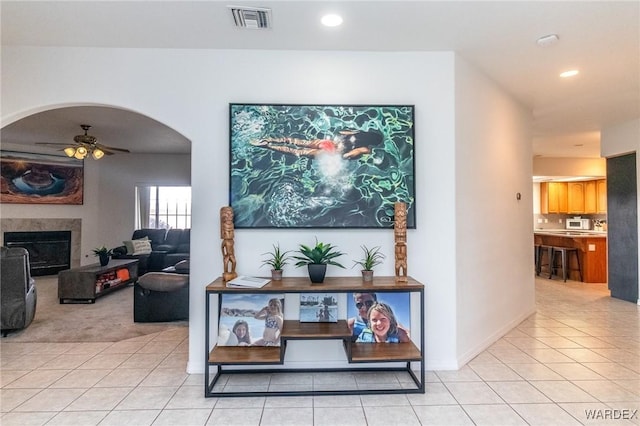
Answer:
[1, 219, 81, 273]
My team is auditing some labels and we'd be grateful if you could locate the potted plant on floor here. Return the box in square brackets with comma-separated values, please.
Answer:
[260, 243, 292, 281]
[352, 245, 385, 282]
[92, 245, 113, 266]
[293, 238, 345, 283]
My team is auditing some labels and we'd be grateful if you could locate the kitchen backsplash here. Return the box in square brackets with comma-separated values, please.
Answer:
[533, 213, 607, 230]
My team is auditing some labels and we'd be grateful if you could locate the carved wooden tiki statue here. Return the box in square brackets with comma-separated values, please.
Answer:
[394, 201, 408, 282]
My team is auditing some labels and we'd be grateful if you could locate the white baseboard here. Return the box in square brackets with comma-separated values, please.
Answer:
[455, 305, 537, 368]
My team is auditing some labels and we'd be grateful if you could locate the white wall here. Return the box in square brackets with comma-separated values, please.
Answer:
[454, 56, 535, 364]
[2, 46, 533, 373]
[533, 157, 606, 177]
[96, 153, 191, 253]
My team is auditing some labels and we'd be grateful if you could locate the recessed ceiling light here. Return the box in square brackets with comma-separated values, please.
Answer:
[321, 14, 343, 27]
[560, 69, 579, 78]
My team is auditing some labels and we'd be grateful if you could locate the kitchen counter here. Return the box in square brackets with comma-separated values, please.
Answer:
[534, 231, 607, 283]
[534, 229, 607, 238]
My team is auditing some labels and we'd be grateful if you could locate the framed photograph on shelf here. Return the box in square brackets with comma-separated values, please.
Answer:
[299, 293, 338, 323]
[346, 291, 411, 343]
[218, 293, 285, 347]
[0, 150, 84, 205]
[229, 103, 415, 228]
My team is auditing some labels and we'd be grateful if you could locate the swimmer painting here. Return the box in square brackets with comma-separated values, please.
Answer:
[229, 104, 416, 228]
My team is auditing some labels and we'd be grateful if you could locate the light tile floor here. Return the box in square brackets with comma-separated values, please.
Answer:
[1, 277, 638, 425]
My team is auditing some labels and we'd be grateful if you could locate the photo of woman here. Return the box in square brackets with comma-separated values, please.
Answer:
[347, 291, 410, 343]
[217, 293, 285, 347]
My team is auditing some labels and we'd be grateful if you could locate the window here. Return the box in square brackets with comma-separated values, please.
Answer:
[136, 186, 191, 229]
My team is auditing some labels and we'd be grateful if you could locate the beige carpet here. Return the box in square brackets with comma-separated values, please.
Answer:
[2, 276, 187, 343]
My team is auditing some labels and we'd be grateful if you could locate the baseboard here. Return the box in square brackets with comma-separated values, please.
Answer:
[456, 304, 537, 368]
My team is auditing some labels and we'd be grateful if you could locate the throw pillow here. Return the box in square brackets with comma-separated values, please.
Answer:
[123, 236, 149, 254]
[131, 239, 153, 255]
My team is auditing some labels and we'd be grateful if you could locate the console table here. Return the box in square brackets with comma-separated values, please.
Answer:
[58, 259, 139, 303]
[205, 276, 425, 397]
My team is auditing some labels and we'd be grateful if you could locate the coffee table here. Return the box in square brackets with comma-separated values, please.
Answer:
[58, 259, 139, 303]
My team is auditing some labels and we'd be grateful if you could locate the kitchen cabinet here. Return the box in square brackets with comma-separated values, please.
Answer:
[540, 182, 568, 214]
[540, 180, 607, 215]
[597, 179, 607, 213]
[584, 180, 597, 214]
[567, 182, 585, 213]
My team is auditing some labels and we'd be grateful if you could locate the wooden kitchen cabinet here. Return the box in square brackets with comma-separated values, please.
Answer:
[584, 180, 597, 213]
[568, 182, 585, 214]
[597, 179, 607, 213]
[540, 182, 568, 214]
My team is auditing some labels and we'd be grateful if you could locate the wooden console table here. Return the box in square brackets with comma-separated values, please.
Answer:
[205, 276, 425, 397]
[58, 259, 139, 303]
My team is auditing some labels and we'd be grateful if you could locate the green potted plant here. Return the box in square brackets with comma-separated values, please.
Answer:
[92, 245, 112, 267]
[352, 245, 385, 282]
[260, 243, 292, 281]
[293, 238, 345, 283]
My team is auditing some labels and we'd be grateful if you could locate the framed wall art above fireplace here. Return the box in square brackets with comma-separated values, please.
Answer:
[229, 104, 415, 229]
[0, 150, 84, 205]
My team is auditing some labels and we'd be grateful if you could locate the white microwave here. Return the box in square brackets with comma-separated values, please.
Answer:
[566, 218, 591, 230]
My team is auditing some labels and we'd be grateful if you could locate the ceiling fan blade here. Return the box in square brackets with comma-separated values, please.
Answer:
[95, 143, 130, 153]
[35, 142, 70, 147]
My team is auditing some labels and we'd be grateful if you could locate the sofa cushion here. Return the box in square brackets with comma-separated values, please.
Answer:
[155, 229, 190, 253]
[176, 243, 190, 253]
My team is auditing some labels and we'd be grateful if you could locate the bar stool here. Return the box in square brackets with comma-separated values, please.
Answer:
[536, 245, 554, 277]
[551, 246, 582, 282]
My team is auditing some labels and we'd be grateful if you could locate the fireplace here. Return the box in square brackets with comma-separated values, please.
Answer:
[4, 231, 71, 276]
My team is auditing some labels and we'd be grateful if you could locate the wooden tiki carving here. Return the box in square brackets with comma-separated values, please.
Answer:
[220, 206, 238, 282]
[394, 202, 408, 282]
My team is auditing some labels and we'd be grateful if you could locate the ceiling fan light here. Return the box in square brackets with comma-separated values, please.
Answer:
[74, 146, 88, 159]
[63, 147, 76, 157]
[92, 148, 105, 160]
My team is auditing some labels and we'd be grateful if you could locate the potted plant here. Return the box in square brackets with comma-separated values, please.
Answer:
[293, 238, 345, 283]
[92, 245, 112, 267]
[260, 243, 292, 281]
[352, 245, 385, 282]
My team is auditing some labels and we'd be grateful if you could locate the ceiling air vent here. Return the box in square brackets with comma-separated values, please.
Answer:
[229, 6, 272, 29]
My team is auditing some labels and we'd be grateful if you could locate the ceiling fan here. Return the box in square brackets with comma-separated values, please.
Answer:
[36, 124, 131, 160]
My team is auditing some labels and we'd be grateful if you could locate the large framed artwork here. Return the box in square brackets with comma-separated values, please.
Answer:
[0, 151, 84, 205]
[229, 104, 415, 228]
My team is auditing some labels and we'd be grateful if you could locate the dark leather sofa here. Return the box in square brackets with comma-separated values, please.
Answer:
[112, 228, 190, 275]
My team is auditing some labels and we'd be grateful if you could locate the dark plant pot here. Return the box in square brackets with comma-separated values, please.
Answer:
[361, 270, 374, 282]
[99, 253, 110, 266]
[307, 264, 327, 283]
[271, 269, 283, 281]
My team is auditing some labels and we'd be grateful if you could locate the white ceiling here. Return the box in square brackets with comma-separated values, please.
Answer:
[1, 1, 639, 158]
